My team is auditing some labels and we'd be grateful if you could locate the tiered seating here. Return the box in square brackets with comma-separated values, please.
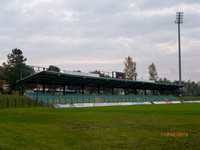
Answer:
[25, 92, 179, 105]
[96, 95, 179, 102]
[25, 93, 59, 104]
[146, 95, 179, 101]
[96, 94, 131, 103]
[61, 94, 97, 103]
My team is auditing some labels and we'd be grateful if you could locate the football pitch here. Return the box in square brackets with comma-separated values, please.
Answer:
[0, 103, 199, 150]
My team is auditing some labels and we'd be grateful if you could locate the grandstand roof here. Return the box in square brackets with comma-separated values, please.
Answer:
[17, 71, 183, 91]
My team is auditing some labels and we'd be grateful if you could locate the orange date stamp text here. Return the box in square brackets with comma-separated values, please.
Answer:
[160, 132, 188, 137]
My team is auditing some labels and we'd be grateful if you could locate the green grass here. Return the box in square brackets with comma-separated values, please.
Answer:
[0, 104, 199, 150]
[0, 95, 42, 108]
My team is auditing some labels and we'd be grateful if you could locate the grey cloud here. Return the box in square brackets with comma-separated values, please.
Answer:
[0, 0, 200, 81]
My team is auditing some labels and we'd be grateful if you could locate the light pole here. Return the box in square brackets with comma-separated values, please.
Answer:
[175, 12, 183, 85]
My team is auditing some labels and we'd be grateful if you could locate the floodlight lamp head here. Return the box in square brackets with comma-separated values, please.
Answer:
[175, 12, 183, 24]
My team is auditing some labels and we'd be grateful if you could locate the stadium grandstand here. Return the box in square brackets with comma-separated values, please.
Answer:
[16, 66, 183, 106]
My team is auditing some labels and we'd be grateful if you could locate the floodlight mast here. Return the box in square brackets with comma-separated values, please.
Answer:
[175, 12, 183, 85]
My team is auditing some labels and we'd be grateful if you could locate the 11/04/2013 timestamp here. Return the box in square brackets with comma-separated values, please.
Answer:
[161, 132, 188, 137]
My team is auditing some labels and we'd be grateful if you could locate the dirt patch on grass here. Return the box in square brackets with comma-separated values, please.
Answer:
[73, 121, 103, 131]
[58, 121, 104, 133]
[114, 120, 147, 125]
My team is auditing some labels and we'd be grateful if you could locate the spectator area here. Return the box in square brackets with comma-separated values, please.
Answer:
[21, 70, 183, 106]
[25, 93, 180, 105]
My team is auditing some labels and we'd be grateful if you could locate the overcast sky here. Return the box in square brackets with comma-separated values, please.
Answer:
[0, 0, 200, 82]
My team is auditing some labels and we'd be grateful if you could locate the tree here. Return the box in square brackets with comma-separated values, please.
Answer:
[0, 66, 4, 80]
[2, 48, 34, 90]
[47, 65, 60, 72]
[0, 66, 5, 93]
[158, 77, 171, 83]
[124, 56, 137, 80]
[148, 63, 158, 81]
[183, 80, 200, 96]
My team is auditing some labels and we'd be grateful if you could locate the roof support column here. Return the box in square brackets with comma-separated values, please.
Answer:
[42, 84, 45, 93]
[171, 90, 174, 96]
[124, 88, 127, 95]
[63, 86, 66, 95]
[160, 90, 164, 95]
[36, 74, 38, 100]
[144, 89, 147, 95]
[98, 87, 101, 94]
[134, 89, 137, 95]
[81, 86, 85, 94]
[19, 69, 23, 96]
[111, 88, 114, 95]
[152, 90, 155, 95]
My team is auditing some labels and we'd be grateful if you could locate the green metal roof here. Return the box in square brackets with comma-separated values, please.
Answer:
[17, 71, 183, 91]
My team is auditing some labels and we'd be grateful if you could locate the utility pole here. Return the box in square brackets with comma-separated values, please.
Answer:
[175, 12, 183, 85]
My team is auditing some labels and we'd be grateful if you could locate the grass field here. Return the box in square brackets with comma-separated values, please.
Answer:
[0, 103, 199, 150]
[0, 95, 42, 108]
